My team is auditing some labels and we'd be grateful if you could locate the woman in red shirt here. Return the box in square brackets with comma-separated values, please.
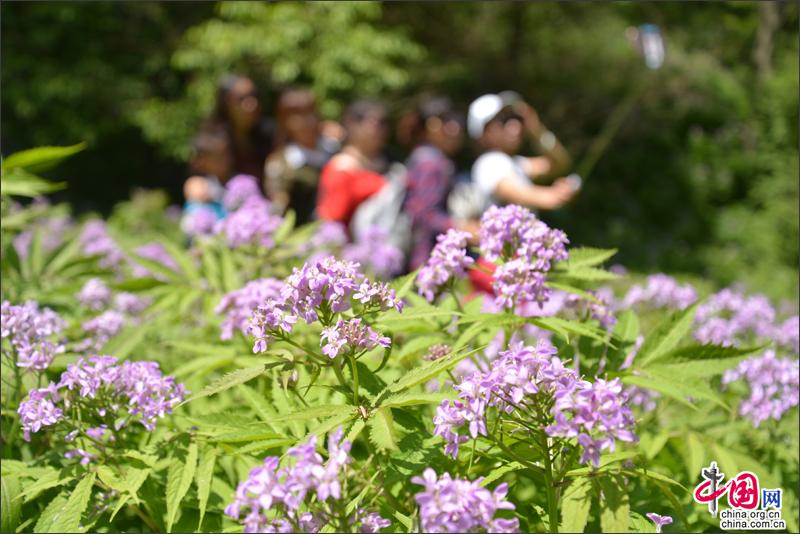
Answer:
[317, 99, 389, 227]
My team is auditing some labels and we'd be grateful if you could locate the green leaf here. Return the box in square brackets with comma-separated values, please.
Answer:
[272, 405, 354, 423]
[532, 316, 610, 344]
[111, 277, 166, 291]
[598, 475, 630, 533]
[643, 343, 763, 367]
[636, 304, 697, 367]
[607, 310, 640, 368]
[34, 471, 96, 533]
[479, 462, 525, 487]
[564, 246, 618, 268]
[368, 407, 397, 452]
[390, 269, 418, 299]
[376, 346, 480, 402]
[553, 266, 620, 282]
[560, 477, 592, 533]
[183, 365, 266, 404]
[1, 475, 22, 533]
[195, 445, 217, 531]
[159, 238, 201, 282]
[0, 168, 66, 197]
[131, 252, 181, 281]
[19, 469, 72, 502]
[166, 441, 199, 532]
[96, 465, 151, 505]
[380, 392, 450, 409]
[101, 324, 149, 359]
[3, 143, 86, 174]
[219, 244, 241, 291]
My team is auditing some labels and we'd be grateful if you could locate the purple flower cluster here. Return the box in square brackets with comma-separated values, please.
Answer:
[131, 242, 179, 279]
[435, 341, 637, 466]
[621, 274, 697, 311]
[479, 205, 569, 267]
[77, 278, 112, 310]
[479, 205, 568, 309]
[80, 220, 125, 269]
[434, 341, 576, 457]
[216, 278, 285, 340]
[225, 428, 390, 533]
[113, 292, 151, 316]
[77, 310, 125, 352]
[343, 226, 404, 279]
[182, 205, 219, 237]
[412, 468, 519, 533]
[416, 229, 474, 302]
[311, 222, 349, 250]
[18, 355, 185, 442]
[773, 316, 799, 354]
[694, 288, 776, 346]
[546, 377, 638, 466]
[248, 257, 400, 355]
[13, 214, 72, 259]
[1, 300, 66, 371]
[320, 318, 390, 358]
[721, 350, 799, 427]
[223, 174, 264, 212]
[216, 198, 283, 249]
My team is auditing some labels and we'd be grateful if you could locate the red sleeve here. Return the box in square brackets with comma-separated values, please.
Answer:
[317, 165, 353, 223]
[352, 170, 386, 208]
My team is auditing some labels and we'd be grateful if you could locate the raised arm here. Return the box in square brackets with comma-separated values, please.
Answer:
[494, 175, 576, 211]
[515, 102, 572, 179]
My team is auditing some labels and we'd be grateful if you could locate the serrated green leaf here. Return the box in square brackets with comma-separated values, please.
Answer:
[196, 445, 217, 531]
[564, 246, 618, 268]
[554, 266, 620, 282]
[1, 168, 66, 197]
[532, 316, 610, 344]
[598, 475, 630, 533]
[560, 477, 592, 533]
[380, 392, 450, 408]
[1, 475, 22, 533]
[183, 365, 266, 404]
[644, 343, 763, 367]
[3, 143, 86, 174]
[368, 407, 397, 452]
[273, 404, 353, 423]
[34, 472, 96, 533]
[390, 269, 418, 299]
[636, 304, 697, 367]
[130, 252, 182, 281]
[166, 441, 198, 532]
[19, 469, 73, 502]
[479, 462, 525, 487]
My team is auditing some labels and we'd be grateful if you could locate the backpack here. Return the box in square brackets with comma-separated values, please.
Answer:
[349, 162, 412, 258]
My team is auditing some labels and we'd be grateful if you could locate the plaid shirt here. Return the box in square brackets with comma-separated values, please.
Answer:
[403, 145, 455, 270]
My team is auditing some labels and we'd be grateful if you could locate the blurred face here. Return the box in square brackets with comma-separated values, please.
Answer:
[192, 141, 234, 181]
[285, 107, 320, 148]
[482, 111, 524, 154]
[349, 109, 388, 156]
[426, 116, 463, 156]
[225, 78, 261, 130]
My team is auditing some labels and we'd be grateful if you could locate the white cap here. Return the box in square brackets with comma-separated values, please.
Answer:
[467, 92, 521, 139]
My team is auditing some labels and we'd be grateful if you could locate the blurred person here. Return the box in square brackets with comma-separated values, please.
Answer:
[182, 129, 230, 224]
[400, 96, 480, 270]
[204, 74, 273, 180]
[317, 99, 390, 228]
[468, 91, 576, 211]
[264, 88, 343, 225]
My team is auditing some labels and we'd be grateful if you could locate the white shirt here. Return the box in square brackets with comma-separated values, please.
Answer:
[471, 151, 531, 206]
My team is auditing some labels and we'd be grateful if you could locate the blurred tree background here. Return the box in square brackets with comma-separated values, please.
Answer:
[2, 1, 797, 300]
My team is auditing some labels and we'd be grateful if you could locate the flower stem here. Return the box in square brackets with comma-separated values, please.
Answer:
[541, 435, 559, 533]
[346, 354, 360, 406]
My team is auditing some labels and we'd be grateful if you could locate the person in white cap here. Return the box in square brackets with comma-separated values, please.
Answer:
[468, 92, 576, 210]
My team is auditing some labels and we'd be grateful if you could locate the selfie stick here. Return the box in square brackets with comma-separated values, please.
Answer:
[575, 24, 665, 180]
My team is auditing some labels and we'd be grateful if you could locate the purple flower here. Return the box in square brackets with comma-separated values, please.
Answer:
[282, 256, 363, 323]
[622, 274, 697, 311]
[772, 316, 799, 355]
[493, 258, 548, 310]
[694, 288, 775, 346]
[113, 292, 151, 315]
[416, 229, 474, 302]
[546, 377, 638, 466]
[249, 298, 298, 354]
[18, 384, 63, 441]
[479, 205, 568, 269]
[343, 226, 404, 279]
[225, 427, 384, 533]
[646, 513, 673, 532]
[224, 174, 264, 212]
[721, 350, 799, 427]
[1, 300, 66, 371]
[78, 310, 125, 352]
[80, 220, 124, 269]
[77, 278, 112, 310]
[310, 222, 348, 250]
[182, 206, 219, 237]
[412, 468, 519, 533]
[216, 198, 283, 249]
[131, 242, 179, 279]
[353, 280, 403, 312]
[320, 318, 390, 359]
[13, 214, 72, 259]
[216, 278, 285, 340]
[64, 448, 94, 466]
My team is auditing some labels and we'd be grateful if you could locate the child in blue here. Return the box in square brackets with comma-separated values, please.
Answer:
[182, 129, 230, 231]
